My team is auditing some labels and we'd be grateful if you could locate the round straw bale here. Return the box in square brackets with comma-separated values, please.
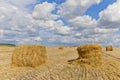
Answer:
[12, 45, 47, 67]
[58, 46, 64, 50]
[106, 45, 113, 51]
[76, 44, 102, 65]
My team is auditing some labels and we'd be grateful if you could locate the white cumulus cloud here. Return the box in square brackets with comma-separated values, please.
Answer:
[0, 0, 120, 46]
[32, 2, 58, 20]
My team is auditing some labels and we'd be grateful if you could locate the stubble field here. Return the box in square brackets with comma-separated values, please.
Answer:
[0, 46, 120, 80]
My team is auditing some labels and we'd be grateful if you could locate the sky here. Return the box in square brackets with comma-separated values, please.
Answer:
[0, 0, 120, 46]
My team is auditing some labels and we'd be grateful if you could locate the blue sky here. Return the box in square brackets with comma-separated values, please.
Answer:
[0, 0, 120, 46]
[85, 0, 117, 19]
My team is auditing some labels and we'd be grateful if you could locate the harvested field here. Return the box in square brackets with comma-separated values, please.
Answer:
[0, 46, 120, 80]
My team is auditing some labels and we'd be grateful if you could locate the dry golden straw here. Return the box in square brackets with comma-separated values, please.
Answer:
[12, 45, 47, 67]
[76, 44, 102, 66]
[106, 45, 113, 51]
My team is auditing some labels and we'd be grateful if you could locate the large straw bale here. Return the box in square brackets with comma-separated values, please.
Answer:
[12, 45, 47, 67]
[76, 44, 102, 66]
[106, 45, 113, 51]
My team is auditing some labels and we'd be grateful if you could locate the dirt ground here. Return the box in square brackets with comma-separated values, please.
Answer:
[0, 46, 120, 80]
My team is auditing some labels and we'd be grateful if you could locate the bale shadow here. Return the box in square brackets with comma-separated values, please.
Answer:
[68, 57, 80, 62]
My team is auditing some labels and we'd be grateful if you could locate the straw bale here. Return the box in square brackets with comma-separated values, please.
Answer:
[106, 45, 113, 51]
[12, 45, 47, 67]
[76, 44, 102, 65]
[58, 46, 64, 50]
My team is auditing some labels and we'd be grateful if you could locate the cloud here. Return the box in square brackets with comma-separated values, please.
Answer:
[32, 2, 58, 20]
[0, 29, 4, 38]
[58, 0, 101, 20]
[0, 2, 17, 24]
[55, 26, 71, 35]
[94, 28, 119, 34]
[0, 0, 120, 46]
[69, 15, 97, 29]
[57, 0, 120, 46]
[98, 0, 120, 28]
[10, 0, 37, 7]
[0, 1, 40, 44]
[0, 1, 71, 45]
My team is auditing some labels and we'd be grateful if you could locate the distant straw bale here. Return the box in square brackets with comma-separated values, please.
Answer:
[12, 45, 47, 67]
[106, 45, 113, 51]
[58, 46, 64, 50]
[75, 44, 102, 66]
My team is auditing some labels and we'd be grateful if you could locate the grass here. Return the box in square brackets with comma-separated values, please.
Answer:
[0, 43, 16, 47]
